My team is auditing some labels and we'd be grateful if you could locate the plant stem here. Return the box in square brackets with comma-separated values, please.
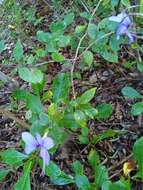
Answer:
[116, 0, 121, 15]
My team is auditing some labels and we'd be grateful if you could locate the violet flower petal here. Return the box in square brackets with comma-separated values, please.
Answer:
[22, 132, 37, 154]
[35, 133, 43, 146]
[121, 16, 132, 27]
[109, 12, 128, 23]
[43, 137, 54, 150]
[116, 24, 128, 40]
[125, 31, 135, 43]
[40, 148, 50, 175]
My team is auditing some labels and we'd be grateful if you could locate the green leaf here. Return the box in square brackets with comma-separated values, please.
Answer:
[111, 0, 119, 7]
[58, 35, 71, 48]
[50, 21, 65, 33]
[79, 135, 89, 144]
[109, 180, 130, 190]
[13, 39, 24, 61]
[109, 35, 120, 52]
[102, 50, 118, 63]
[0, 169, 10, 182]
[37, 30, 51, 43]
[35, 48, 47, 58]
[122, 86, 143, 99]
[80, 12, 91, 20]
[83, 106, 98, 119]
[0, 40, 5, 53]
[75, 175, 90, 189]
[0, 149, 28, 167]
[131, 102, 143, 116]
[121, 0, 130, 6]
[14, 161, 32, 190]
[63, 12, 74, 26]
[75, 25, 86, 34]
[96, 103, 113, 120]
[74, 110, 86, 127]
[52, 73, 70, 103]
[99, 129, 117, 141]
[140, 0, 143, 13]
[26, 94, 43, 114]
[133, 137, 143, 179]
[83, 51, 94, 66]
[87, 24, 98, 39]
[78, 88, 96, 104]
[88, 149, 100, 170]
[18, 67, 43, 84]
[45, 161, 74, 185]
[72, 161, 84, 175]
[94, 165, 109, 189]
[137, 62, 143, 72]
[51, 52, 65, 62]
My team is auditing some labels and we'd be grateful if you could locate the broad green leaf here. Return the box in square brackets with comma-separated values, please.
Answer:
[109, 180, 130, 190]
[50, 174, 74, 185]
[14, 161, 32, 190]
[133, 137, 143, 179]
[75, 175, 90, 189]
[72, 161, 84, 175]
[122, 86, 142, 99]
[49, 21, 65, 33]
[96, 103, 113, 120]
[83, 107, 98, 119]
[79, 127, 89, 144]
[18, 67, 43, 84]
[87, 23, 98, 39]
[52, 73, 70, 103]
[61, 113, 80, 130]
[95, 165, 109, 189]
[37, 30, 51, 43]
[83, 51, 93, 66]
[0, 169, 10, 182]
[26, 94, 43, 114]
[88, 149, 100, 169]
[35, 48, 47, 58]
[58, 35, 71, 47]
[0, 149, 27, 167]
[99, 129, 117, 141]
[80, 12, 91, 20]
[102, 50, 118, 63]
[121, 0, 130, 6]
[13, 89, 29, 101]
[75, 25, 86, 34]
[13, 39, 23, 61]
[137, 62, 143, 72]
[78, 88, 96, 104]
[63, 12, 74, 26]
[27, 55, 35, 65]
[131, 102, 143, 116]
[45, 161, 74, 185]
[78, 135, 89, 144]
[51, 52, 65, 62]
[111, 0, 119, 7]
[109, 35, 120, 52]
[0, 40, 5, 53]
[74, 110, 86, 127]
[140, 0, 143, 13]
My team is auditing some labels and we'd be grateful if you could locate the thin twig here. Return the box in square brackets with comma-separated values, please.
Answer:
[79, 32, 113, 59]
[70, 0, 103, 99]
[0, 108, 30, 129]
[108, 153, 133, 172]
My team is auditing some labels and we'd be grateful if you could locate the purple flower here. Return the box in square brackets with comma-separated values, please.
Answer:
[109, 12, 134, 43]
[22, 132, 54, 175]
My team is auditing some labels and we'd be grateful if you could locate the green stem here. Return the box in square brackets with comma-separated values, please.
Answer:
[116, 0, 121, 15]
